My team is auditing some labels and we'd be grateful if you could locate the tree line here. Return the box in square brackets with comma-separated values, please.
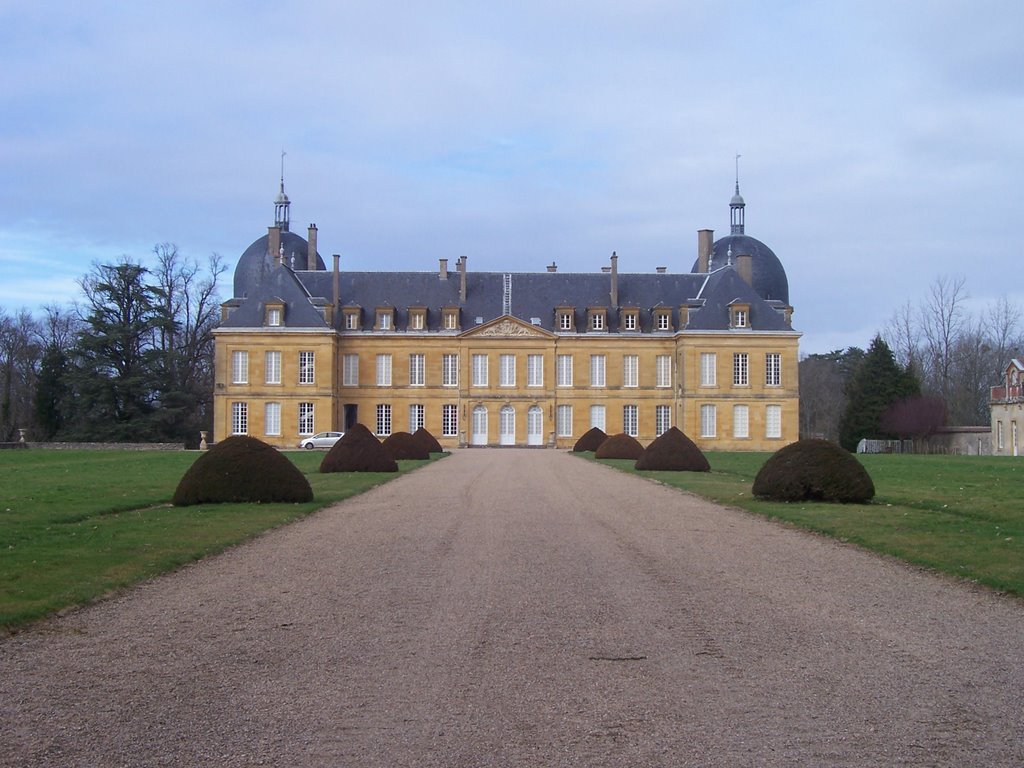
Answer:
[800, 275, 1023, 450]
[1, 245, 223, 446]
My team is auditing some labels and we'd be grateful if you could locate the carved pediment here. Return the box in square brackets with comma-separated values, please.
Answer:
[463, 315, 553, 338]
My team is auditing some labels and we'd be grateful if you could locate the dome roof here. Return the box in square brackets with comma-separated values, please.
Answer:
[233, 230, 327, 299]
[691, 233, 789, 304]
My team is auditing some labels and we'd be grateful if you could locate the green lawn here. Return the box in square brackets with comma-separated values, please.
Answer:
[0, 449, 435, 629]
[588, 451, 1024, 596]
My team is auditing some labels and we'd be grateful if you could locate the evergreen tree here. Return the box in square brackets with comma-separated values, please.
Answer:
[838, 335, 920, 451]
[34, 344, 70, 439]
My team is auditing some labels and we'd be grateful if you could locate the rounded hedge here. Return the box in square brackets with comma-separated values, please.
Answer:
[173, 435, 313, 506]
[320, 423, 399, 473]
[595, 432, 645, 460]
[412, 427, 444, 454]
[753, 438, 875, 503]
[573, 427, 608, 453]
[635, 427, 710, 472]
[383, 431, 430, 460]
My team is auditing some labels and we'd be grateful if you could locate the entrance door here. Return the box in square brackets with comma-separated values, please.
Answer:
[471, 405, 488, 446]
[527, 406, 543, 446]
[500, 405, 516, 446]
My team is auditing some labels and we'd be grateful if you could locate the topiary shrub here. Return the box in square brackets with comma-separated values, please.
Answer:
[173, 435, 312, 506]
[320, 423, 398, 473]
[595, 432, 645, 460]
[412, 427, 444, 454]
[753, 438, 875, 503]
[635, 426, 710, 472]
[383, 431, 430, 460]
[573, 427, 608, 452]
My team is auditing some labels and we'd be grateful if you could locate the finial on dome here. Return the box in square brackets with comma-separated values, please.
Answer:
[274, 150, 291, 232]
[730, 153, 745, 235]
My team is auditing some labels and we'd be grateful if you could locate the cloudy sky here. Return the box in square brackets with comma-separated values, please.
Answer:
[2, 1, 1021, 354]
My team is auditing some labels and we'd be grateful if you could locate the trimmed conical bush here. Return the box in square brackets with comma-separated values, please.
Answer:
[753, 438, 875, 503]
[383, 431, 430, 460]
[412, 427, 444, 454]
[173, 435, 312, 506]
[573, 427, 608, 452]
[635, 427, 710, 471]
[595, 432, 644, 460]
[320, 423, 398, 473]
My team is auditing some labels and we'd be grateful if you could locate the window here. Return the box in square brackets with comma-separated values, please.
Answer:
[231, 402, 248, 434]
[298, 402, 315, 435]
[409, 353, 425, 386]
[231, 350, 249, 384]
[376, 404, 392, 436]
[343, 354, 359, 387]
[998, 421, 1004, 450]
[557, 355, 573, 387]
[442, 404, 458, 437]
[409, 310, 425, 330]
[299, 351, 315, 384]
[409, 404, 425, 432]
[623, 312, 638, 331]
[499, 354, 515, 387]
[623, 405, 638, 437]
[766, 405, 782, 439]
[557, 405, 573, 437]
[344, 311, 360, 330]
[656, 355, 672, 388]
[623, 355, 638, 388]
[442, 354, 459, 387]
[558, 311, 573, 331]
[590, 311, 605, 331]
[766, 353, 781, 386]
[265, 351, 281, 385]
[733, 307, 748, 328]
[377, 310, 393, 330]
[443, 310, 459, 330]
[590, 404, 606, 431]
[700, 352, 717, 387]
[264, 402, 281, 436]
[733, 404, 749, 438]
[267, 307, 281, 326]
[656, 312, 671, 331]
[374, 354, 392, 387]
[527, 354, 543, 387]
[655, 405, 671, 436]
[733, 353, 749, 386]
[700, 404, 717, 438]
[590, 355, 606, 387]
[472, 354, 488, 387]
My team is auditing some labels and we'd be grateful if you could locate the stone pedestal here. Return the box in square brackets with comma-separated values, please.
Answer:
[199, 431, 208, 450]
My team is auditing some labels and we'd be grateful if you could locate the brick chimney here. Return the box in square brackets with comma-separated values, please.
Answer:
[439, 258, 449, 280]
[459, 256, 467, 303]
[736, 253, 753, 285]
[547, 262, 557, 273]
[269, 226, 281, 267]
[333, 254, 340, 307]
[697, 229, 713, 273]
[610, 252, 619, 307]
[307, 224, 318, 270]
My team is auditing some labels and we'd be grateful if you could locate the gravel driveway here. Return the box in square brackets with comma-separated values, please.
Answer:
[2, 448, 1023, 766]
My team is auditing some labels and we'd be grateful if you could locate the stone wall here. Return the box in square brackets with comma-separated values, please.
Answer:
[29, 442, 185, 451]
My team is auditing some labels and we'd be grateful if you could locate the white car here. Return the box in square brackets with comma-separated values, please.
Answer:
[298, 431, 344, 449]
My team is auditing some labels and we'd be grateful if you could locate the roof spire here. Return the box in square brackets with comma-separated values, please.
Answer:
[730, 153, 745, 235]
[274, 150, 291, 232]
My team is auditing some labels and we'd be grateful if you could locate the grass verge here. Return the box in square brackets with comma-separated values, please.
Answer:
[0, 450, 438, 629]
[583, 451, 1024, 597]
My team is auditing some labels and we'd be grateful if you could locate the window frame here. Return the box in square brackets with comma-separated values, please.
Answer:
[471, 354, 488, 387]
[342, 354, 359, 387]
[409, 353, 425, 387]
[442, 354, 459, 387]
[231, 401, 248, 435]
[376, 403, 392, 437]
[556, 404, 573, 437]
[590, 354, 606, 387]
[700, 352, 717, 387]
[656, 355, 672, 388]
[264, 402, 281, 436]
[527, 354, 543, 387]
[376, 354, 392, 387]
[700, 404, 717, 438]
[298, 351, 315, 385]
[264, 350, 281, 385]
[556, 354, 573, 387]
[623, 355, 639, 388]
[766, 352, 782, 387]
[442, 404, 458, 437]
[298, 402, 315, 435]
[655, 404, 671, 436]
[733, 404, 749, 439]
[733, 352, 749, 387]
[499, 354, 516, 387]
[623, 404, 638, 437]
[231, 350, 249, 385]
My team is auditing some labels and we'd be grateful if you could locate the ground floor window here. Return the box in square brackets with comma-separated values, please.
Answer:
[231, 401, 248, 435]
[557, 404, 573, 437]
[442, 404, 458, 436]
[264, 402, 281, 436]
[733, 404, 749, 439]
[409, 403, 425, 432]
[376, 403, 392, 437]
[590, 404, 606, 431]
[655, 405, 671, 436]
[700, 404, 716, 438]
[765, 404, 782, 439]
[997, 420, 1004, 450]
[623, 404, 638, 437]
[298, 402, 315, 435]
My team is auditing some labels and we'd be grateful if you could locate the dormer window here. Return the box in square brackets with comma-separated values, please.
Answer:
[442, 307, 460, 330]
[265, 303, 284, 327]
[622, 310, 639, 332]
[408, 307, 427, 331]
[556, 307, 575, 332]
[730, 303, 750, 329]
[343, 307, 361, 331]
[375, 308, 394, 331]
[588, 308, 607, 332]
[677, 306, 689, 329]
[654, 309, 672, 332]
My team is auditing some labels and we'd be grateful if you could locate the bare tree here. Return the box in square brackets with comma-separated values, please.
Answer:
[0, 308, 42, 441]
[919, 275, 968, 406]
[884, 300, 920, 371]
